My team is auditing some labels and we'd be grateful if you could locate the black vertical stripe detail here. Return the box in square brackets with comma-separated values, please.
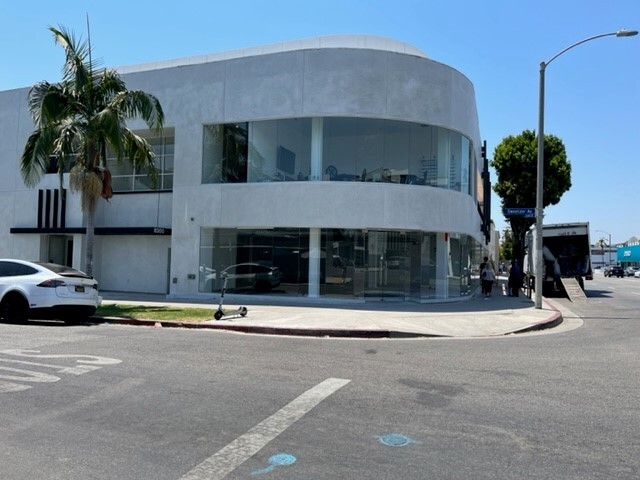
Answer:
[37, 190, 44, 228]
[53, 190, 59, 228]
[45, 190, 51, 228]
[61, 189, 66, 228]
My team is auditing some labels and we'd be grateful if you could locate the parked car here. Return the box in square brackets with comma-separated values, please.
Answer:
[200, 262, 282, 291]
[635, 270, 640, 279]
[223, 263, 282, 291]
[624, 266, 639, 277]
[604, 265, 624, 277]
[0, 259, 100, 323]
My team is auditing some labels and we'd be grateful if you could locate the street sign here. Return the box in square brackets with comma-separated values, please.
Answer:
[503, 208, 535, 218]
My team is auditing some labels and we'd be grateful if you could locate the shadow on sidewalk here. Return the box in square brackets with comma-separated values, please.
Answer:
[101, 280, 537, 315]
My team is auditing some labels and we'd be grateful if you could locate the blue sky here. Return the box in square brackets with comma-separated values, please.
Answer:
[1, 0, 639, 245]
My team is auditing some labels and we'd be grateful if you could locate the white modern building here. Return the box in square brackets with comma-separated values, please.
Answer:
[0, 35, 492, 303]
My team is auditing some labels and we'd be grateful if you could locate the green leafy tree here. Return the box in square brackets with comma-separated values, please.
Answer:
[500, 228, 514, 262]
[491, 130, 571, 266]
[20, 25, 164, 276]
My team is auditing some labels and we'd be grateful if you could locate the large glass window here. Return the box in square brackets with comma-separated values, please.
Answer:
[202, 123, 248, 183]
[202, 118, 473, 194]
[248, 119, 312, 182]
[203, 120, 311, 183]
[199, 227, 482, 301]
[107, 129, 175, 192]
[199, 228, 307, 295]
[322, 118, 472, 191]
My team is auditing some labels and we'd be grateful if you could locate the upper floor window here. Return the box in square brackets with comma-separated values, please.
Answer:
[107, 128, 174, 192]
[201, 118, 473, 196]
[202, 123, 248, 183]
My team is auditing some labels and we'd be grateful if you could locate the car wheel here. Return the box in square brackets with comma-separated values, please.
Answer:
[0, 293, 30, 323]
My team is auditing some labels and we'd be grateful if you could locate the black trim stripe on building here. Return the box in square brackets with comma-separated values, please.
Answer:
[38, 189, 66, 229]
[10, 227, 171, 236]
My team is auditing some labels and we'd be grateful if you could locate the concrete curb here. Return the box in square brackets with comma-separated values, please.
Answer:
[91, 316, 434, 338]
[89, 307, 563, 338]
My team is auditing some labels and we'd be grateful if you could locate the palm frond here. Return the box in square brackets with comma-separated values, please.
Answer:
[53, 120, 85, 160]
[95, 110, 128, 160]
[49, 25, 90, 87]
[123, 130, 158, 186]
[98, 69, 127, 98]
[112, 90, 164, 132]
[28, 82, 71, 127]
[20, 130, 48, 187]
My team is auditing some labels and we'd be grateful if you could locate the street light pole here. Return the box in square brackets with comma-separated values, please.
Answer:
[534, 28, 638, 309]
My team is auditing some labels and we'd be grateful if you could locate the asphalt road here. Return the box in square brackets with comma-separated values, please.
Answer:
[1, 274, 639, 479]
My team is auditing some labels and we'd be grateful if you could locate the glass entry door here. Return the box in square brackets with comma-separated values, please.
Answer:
[364, 231, 410, 299]
[48, 235, 73, 266]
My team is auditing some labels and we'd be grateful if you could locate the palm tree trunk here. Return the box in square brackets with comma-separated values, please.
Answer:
[85, 197, 96, 276]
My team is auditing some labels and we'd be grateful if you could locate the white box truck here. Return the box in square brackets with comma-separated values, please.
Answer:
[525, 222, 593, 297]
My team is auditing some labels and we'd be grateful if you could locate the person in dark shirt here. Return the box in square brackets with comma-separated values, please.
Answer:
[508, 260, 523, 297]
[479, 256, 489, 295]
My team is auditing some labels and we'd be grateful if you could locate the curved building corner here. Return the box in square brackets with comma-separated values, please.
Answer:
[0, 35, 491, 303]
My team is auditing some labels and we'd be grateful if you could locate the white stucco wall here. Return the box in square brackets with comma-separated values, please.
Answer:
[0, 35, 485, 298]
[94, 235, 171, 293]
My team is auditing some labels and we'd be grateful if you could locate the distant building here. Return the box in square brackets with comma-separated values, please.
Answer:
[1, 35, 492, 303]
[617, 242, 640, 266]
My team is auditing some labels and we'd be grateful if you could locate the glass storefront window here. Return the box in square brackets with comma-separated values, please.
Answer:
[199, 228, 307, 295]
[199, 227, 482, 301]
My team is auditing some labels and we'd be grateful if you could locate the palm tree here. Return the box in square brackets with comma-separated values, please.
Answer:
[20, 25, 164, 276]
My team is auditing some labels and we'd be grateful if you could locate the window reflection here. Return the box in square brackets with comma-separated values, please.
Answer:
[105, 129, 175, 192]
[249, 119, 311, 182]
[202, 118, 472, 194]
[199, 227, 482, 300]
[202, 123, 248, 183]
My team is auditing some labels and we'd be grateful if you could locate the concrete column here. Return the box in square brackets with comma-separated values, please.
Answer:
[308, 228, 321, 297]
[310, 118, 323, 181]
[435, 232, 449, 298]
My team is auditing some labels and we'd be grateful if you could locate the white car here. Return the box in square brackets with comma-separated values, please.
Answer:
[0, 259, 101, 323]
[635, 270, 640, 279]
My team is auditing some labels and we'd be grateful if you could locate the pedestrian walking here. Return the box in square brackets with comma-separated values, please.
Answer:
[508, 260, 523, 297]
[479, 256, 489, 295]
[482, 262, 496, 297]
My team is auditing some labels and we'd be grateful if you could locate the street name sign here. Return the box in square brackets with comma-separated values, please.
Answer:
[503, 208, 535, 218]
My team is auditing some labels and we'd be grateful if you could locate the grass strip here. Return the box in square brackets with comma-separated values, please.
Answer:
[96, 304, 214, 323]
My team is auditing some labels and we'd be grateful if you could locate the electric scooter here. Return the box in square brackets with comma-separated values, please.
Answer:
[214, 272, 248, 320]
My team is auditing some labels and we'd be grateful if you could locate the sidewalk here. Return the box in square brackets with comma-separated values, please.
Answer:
[97, 279, 563, 338]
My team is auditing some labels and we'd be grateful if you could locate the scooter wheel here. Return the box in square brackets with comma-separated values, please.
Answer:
[214, 310, 223, 320]
[240, 307, 248, 316]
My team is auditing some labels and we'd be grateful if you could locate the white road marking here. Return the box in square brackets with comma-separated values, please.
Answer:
[0, 366, 60, 383]
[0, 350, 122, 394]
[0, 349, 122, 365]
[178, 377, 351, 480]
[0, 381, 32, 393]
[0, 358, 102, 375]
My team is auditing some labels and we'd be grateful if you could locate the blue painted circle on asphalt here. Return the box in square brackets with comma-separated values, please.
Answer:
[379, 433, 411, 446]
[269, 453, 297, 466]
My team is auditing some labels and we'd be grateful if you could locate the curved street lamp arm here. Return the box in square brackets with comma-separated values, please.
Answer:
[544, 29, 638, 68]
